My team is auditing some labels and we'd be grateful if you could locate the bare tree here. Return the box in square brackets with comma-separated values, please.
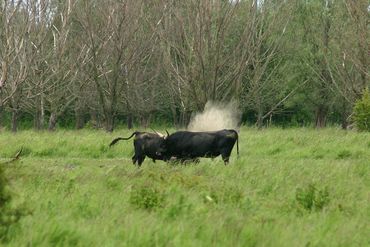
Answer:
[0, 0, 34, 132]
[43, 0, 77, 131]
[77, 0, 157, 131]
[21, 0, 49, 130]
[241, 1, 297, 128]
[21, 0, 78, 131]
[344, 0, 369, 90]
[0, 0, 367, 130]
[322, 0, 370, 128]
[157, 0, 254, 125]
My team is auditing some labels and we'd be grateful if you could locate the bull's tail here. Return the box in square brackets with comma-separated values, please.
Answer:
[109, 132, 138, 147]
[231, 129, 239, 158]
[236, 131, 239, 158]
[237, 135, 239, 157]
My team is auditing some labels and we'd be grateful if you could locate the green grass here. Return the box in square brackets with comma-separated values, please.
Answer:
[1, 127, 369, 246]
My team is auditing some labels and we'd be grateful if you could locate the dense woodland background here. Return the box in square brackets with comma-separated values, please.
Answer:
[0, 0, 368, 132]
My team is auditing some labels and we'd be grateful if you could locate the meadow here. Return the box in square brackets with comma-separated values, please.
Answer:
[1, 127, 369, 246]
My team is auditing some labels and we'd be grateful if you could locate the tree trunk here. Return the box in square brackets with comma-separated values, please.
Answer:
[75, 108, 85, 129]
[127, 114, 133, 129]
[256, 100, 263, 129]
[256, 110, 263, 129]
[104, 113, 114, 132]
[103, 99, 116, 132]
[314, 3, 330, 129]
[126, 102, 133, 129]
[34, 108, 44, 130]
[48, 112, 58, 131]
[315, 105, 327, 128]
[170, 105, 178, 128]
[341, 115, 348, 130]
[340, 100, 349, 130]
[139, 113, 151, 128]
[179, 111, 184, 128]
[89, 110, 101, 129]
[11, 110, 18, 133]
[40, 94, 45, 129]
[179, 111, 190, 128]
[0, 105, 3, 129]
[170, 96, 179, 127]
[34, 111, 41, 130]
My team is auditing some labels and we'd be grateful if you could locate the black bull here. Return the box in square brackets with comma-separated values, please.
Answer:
[158, 129, 239, 165]
[109, 132, 165, 166]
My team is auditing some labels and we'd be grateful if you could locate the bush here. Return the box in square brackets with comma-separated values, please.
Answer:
[129, 186, 165, 210]
[353, 88, 370, 131]
[166, 194, 192, 220]
[0, 164, 11, 240]
[295, 183, 330, 212]
[0, 163, 29, 242]
[0, 165, 22, 242]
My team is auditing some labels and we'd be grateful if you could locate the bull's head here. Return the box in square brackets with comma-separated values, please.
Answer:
[156, 130, 170, 157]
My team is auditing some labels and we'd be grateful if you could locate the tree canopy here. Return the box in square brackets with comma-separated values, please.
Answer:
[0, 0, 368, 131]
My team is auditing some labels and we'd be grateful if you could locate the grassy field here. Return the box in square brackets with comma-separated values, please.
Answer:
[1, 127, 369, 246]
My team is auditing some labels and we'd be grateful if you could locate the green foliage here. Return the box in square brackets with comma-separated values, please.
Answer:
[165, 194, 192, 220]
[0, 166, 11, 235]
[31, 226, 86, 247]
[0, 128, 369, 246]
[48, 227, 82, 246]
[353, 88, 370, 131]
[0, 165, 25, 242]
[336, 150, 352, 159]
[295, 183, 330, 212]
[130, 185, 166, 210]
[204, 186, 244, 206]
[0, 0, 367, 132]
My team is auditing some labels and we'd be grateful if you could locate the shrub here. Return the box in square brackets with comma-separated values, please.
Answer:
[46, 226, 83, 246]
[336, 150, 352, 159]
[295, 183, 330, 212]
[130, 186, 165, 210]
[205, 187, 244, 205]
[166, 194, 191, 220]
[0, 164, 12, 240]
[0, 165, 24, 242]
[353, 88, 370, 131]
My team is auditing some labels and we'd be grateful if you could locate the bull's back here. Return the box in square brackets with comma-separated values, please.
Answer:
[166, 131, 218, 157]
[180, 130, 237, 154]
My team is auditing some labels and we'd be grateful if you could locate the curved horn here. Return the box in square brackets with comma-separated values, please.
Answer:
[165, 130, 170, 138]
[151, 128, 164, 137]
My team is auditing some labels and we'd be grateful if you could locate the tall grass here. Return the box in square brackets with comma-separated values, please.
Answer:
[0, 127, 369, 246]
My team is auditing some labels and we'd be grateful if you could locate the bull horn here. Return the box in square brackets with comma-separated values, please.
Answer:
[151, 128, 164, 137]
[165, 130, 170, 138]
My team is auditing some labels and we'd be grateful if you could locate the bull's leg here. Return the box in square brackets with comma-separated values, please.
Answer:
[133, 142, 144, 166]
[221, 149, 232, 165]
[222, 156, 230, 165]
[132, 155, 137, 165]
[152, 159, 156, 163]
[137, 156, 146, 167]
[179, 158, 189, 165]
[167, 157, 179, 165]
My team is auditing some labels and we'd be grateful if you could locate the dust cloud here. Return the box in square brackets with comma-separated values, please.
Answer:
[187, 101, 241, 132]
